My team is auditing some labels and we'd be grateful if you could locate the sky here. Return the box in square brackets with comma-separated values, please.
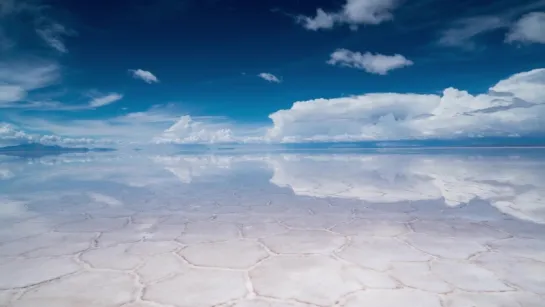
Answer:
[0, 0, 544, 147]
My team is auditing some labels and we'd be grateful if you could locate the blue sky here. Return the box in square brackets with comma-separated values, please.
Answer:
[0, 0, 544, 147]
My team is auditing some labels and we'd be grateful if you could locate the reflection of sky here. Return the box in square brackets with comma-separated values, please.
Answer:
[1, 150, 545, 306]
[1, 150, 545, 225]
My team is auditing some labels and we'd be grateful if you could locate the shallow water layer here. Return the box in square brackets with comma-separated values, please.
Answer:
[0, 149, 544, 307]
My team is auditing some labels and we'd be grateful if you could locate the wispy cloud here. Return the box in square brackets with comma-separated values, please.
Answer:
[0, 61, 60, 106]
[36, 22, 75, 53]
[297, 0, 401, 31]
[1, 0, 75, 53]
[438, 16, 506, 48]
[506, 12, 545, 44]
[88, 93, 123, 108]
[258, 73, 281, 83]
[327, 49, 413, 75]
[129, 69, 159, 84]
[438, 1, 545, 49]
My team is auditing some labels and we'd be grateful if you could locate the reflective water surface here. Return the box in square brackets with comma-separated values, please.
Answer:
[0, 149, 544, 307]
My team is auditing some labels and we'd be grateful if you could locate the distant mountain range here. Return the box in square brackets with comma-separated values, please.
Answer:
[0, 144, 116, 158]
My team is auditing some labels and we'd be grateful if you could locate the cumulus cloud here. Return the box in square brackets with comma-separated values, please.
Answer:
[297, 9, 336, 30]
[88, 93, 123, 108]
[129, 69, 159, 84]
[258, 73, 281, 83]
[266, 68, 545, 142]
[5, 68, 545, 147]
[327, 49, 413, 75]
[155, 115, 237, 144]
[297, 0, 400, 30]
[0, 122, 99, 147]
[506, 12, 545, 44]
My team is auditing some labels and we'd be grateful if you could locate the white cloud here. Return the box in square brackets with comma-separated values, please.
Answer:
[129, 69, 159, 84]
[297, 0, 400, 30]
[491, 68, 545, 102]
[297, 9, 336, 30]
[88, 93, 123, 108]
[156, 115, 242, 144]
[0, 122, 105, 147]
[506, 12, 545, 44]
[0, 85, 26, 102]
[4, 105, 188, 147]
[36, 22, 74, 53]
[327, 49, 413, 75]
[5, 68, 545, 147]
[258, 73, 281, 83]
[0, 62, 60, 106]
[266, 68, 545, 142]
[1, 0, 74, 53]
[438, 16, 506, 48]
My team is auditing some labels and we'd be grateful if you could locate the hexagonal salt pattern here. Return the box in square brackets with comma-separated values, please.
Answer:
[230, 299, 316, 307]
[342, 289, 442, 307]
[250, 255, 397, 306]
[179, 239, 269, 269]
[336, 237, 432, 271]
[11, 271, 136, 307]
[2, 152, 545, 307]
[260, 229, 346, 254]
[144, 269, 248, 307]
[431, 260, 513, 292]
[0, 257, 80, 289]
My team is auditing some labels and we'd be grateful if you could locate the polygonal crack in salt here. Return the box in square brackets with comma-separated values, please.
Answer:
[81, 244, 143, 270]
[176, 221, 241, 244]
[249, 255, 396, 306]
[260, 230, 346, 255]
[342, 289, 442, 307]
[0, 289, 18, 306]
[179, 239, 268, 269]
[331, 219, 409, 237]
[241, 222, 290, 239]
[127, 241, 180, 256]
[0, 257, 80, 289]
[230, 299, 316, 306]
[475, 253, 545, 295]
[401, 233, 487, 260]
[336, 237, 431, 271]
[144, 268, 247, 307]
[95, 224, 156, 247]
[443, 291, 544, 307]
[487, 237, 545, 262]
[0, 232, 95, 258]
[431, 260, 513, 292]
[136, 253, 189, 283]
[389, 262, 453, 294]
[11, 271, 136, 307]
[279, 215, 348, 230]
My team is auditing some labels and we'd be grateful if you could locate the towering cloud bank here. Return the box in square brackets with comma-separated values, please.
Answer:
[266, 69, 545, 142]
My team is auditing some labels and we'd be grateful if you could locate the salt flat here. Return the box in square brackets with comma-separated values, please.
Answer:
[0, 150, 544, 307]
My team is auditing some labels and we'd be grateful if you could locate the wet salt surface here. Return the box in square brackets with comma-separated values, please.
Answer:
[0, 149, 544, 307]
